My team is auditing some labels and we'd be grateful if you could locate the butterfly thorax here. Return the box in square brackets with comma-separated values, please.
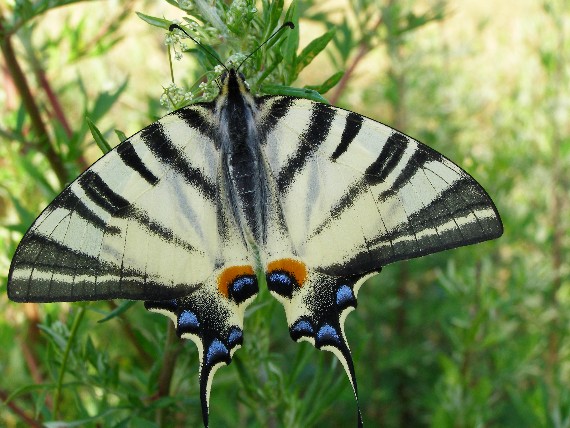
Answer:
[216, 69, 268, 247]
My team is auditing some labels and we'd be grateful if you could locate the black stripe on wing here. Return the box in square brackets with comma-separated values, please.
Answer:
[364, 133, 408, 184]
[277, 103, 335, 192]
[76, 169, 200, 253]
[378, 140, 442, 201]
[50, 188, 120, 234]
[176, 106, 218, 145]
[120, 206, 200, 254]
[117, 140, 159, 185]
[312, 133, 447, 237]
[331, 112, 363, 160]
[323, 176, 502, 276]
[257, 96, 295, 145]
[79, 170, 130, 215]
[8, 233, 197, 302]
[141, 121, 216, 201]
[311, 133, 412, 238]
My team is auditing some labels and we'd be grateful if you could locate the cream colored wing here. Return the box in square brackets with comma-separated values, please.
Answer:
[256, 95, 503, 428]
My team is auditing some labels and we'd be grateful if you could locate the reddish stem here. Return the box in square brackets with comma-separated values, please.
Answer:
[329, 15, 383, 105]
[0, 389, 43, 428]
[0, 19, 69, 186]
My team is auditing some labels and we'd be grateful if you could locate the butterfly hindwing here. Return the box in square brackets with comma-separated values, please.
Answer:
[257, 95, 502, 427]
[265, 258, 373, 427]
[9, 101, 261, 425]
[145, 264, 258, 427]
[8, 65, 502, 427]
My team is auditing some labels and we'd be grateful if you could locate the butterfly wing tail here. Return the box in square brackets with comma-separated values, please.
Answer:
[145, 266, 258, 427]
[266, 262, 373, 426]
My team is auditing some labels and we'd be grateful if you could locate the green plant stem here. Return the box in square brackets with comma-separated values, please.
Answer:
[156, 321, 181, 425]
[385, 6, 412, 423]
[546, 5, 564, 407]
[0, 18, 69, 187]
[53, 305, 86, 418]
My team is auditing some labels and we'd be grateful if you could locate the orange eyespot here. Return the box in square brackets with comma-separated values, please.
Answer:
[218, 265, 255, 298]
[266, 259, 307, 287]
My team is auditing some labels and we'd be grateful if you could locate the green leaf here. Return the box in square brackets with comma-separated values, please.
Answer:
[18, 154, 57, 197]
[88, 79, 128, 124]
[260, 84, 329, 104]
[10, 0, 89, 33]
[115, 129, 127, 143]
[283, 0, 299, 65]
[255, 54, 284, 87]
[264, 0, 285, 33]
[304, 71, 344, 94]
[97, 300, 137, 323]
[5, 382, 55, 403]
[295, 28, 335, 76]
[128, 417, 159, 428]
[38, 323, 68, 350]
[8, 193, 37, 234]
[136, 12, 172, 30]
[86, 117, 112, 154]
[233, 356, 259, 397]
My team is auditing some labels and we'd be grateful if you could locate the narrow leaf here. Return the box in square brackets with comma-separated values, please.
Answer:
[295, 29, 335, 76]
[86, 117, 112, 154]
[97, 300, 137, 323]
[283, 0, 299, 66]
[115, 129, 127, 143]
[43, 409, 118, 428]
[260, 84, 329, 104]
[304, 71, 344, 94]
[89, 79, 128, 123]
[136, 12, 172, 30]
[8, 194, 36, 234]
[18, 155, 57, 197]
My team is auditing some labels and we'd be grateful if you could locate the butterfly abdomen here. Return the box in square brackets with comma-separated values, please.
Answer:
[218, 70, 269, 245]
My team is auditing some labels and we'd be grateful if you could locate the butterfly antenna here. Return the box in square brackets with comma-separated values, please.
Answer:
[237, 21, 295, 71]
[169, 23, 229, 72]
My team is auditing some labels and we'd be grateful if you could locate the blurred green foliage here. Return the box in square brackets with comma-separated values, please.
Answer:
[1, 0, 569, 427]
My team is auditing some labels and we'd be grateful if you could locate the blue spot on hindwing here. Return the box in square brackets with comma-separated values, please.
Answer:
[316, 324, 341, 347]
[269, 272, 291, 286]
[232, 277, 252, 293]
[206, 339, 230, 366]
[267, 272, 295, 298]
[336, 284, 356, 307]
[228, 275, 258, 304]
[227, 327, 243, 348]
[290, 318, 314, 341]
[178, 310, 200, 331]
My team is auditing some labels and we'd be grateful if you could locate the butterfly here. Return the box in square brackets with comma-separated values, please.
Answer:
[7, 21, 503, 428]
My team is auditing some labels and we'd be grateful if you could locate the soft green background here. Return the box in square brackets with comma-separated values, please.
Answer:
[1, 0, 568, 427]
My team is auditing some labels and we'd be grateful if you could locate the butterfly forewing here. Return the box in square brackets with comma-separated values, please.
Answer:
[258, 98, 503, 276]
[8, 65, 502, 428]
[8, 106, 227, 302]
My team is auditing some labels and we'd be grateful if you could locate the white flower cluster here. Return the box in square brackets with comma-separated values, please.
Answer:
[226, 52, 247, 68]
[227, 0, 257, 25]
[165, 22, 193, 61]
[160, 83, 194, 111]
[178, 0, 193, 11]
[198, 80, 219, 99]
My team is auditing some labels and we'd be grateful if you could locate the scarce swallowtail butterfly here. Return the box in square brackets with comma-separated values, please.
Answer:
[7, 21, 502, 428]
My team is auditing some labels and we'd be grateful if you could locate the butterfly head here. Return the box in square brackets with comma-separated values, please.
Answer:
[219, 69, 250, 94]
[217, 68, 254, 108]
